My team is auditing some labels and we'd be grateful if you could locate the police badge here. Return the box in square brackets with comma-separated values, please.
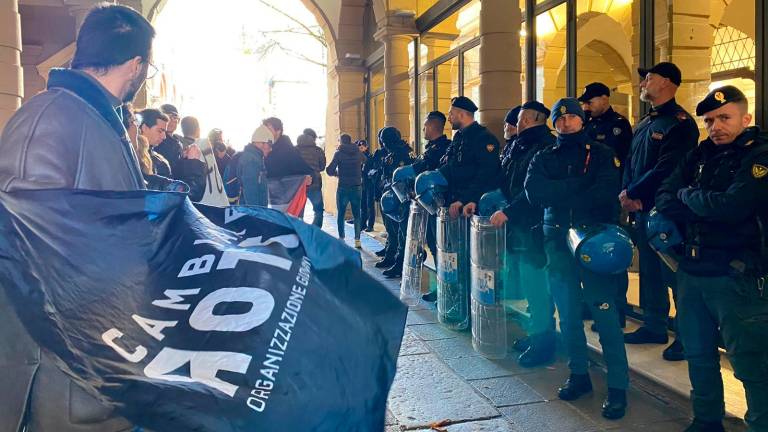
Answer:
[613, 127, 622, 136]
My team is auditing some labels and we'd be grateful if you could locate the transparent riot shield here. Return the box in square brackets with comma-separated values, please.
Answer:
[400, 201, 429, 306]
[470, 215, 507, 359]
[436, 207, 469, 330]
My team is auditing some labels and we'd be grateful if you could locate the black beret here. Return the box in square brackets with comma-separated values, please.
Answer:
[520, 100, 551, 118]
[577, 82, 610, 102]
[426, 111, 446, 123]
[696, 85, 747, 116]
[505, 106, 522, 126]
[451, 96, 478, 113]
[551, 97, 585, 124]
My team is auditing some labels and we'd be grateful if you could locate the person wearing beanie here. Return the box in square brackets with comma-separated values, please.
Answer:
[238, 125, 273, 206]
[525, 97, 629, 420]
[490, 100, 557, 368]
[376, 126, 414, 278]
[621, 62, 699, 362]
[439, 96, 501, 219]
[655, 85, 768, 432]
[326, 133, 366, 248]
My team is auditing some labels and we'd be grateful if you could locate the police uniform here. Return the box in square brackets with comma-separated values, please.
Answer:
[623, 64, 700, 342]
[379, 129, 414, 276]
[499, 101, 556, 367]
[655, 86, 768, 431]
[413, 111, 451, 259]
[579, 83, 634, 328]
[524, 98, 628, 419]
[438, 97, 502, 206]
[500, 106, 522, 164]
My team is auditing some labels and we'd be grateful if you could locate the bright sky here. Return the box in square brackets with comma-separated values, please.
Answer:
[150, 0, 328, 151]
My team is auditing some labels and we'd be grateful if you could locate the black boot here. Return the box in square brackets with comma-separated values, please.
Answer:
[683, 419, 725, 432]
[663, 339, 685, 361]
[624, 327, 668, 344]
[557, 373, 592, 401]
[383, 263, 403, 278]
[375, 257, 395, 268]
[518, 332, 555, 367]
[601, 388, 627, 420]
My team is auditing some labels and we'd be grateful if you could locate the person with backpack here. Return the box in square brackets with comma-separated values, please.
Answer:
[296, 128, 327, 227]
[232, 125, 273, 206]
[326, 133, 366, 248]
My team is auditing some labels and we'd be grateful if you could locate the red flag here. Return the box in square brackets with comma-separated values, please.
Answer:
[285, 182, 307, 216]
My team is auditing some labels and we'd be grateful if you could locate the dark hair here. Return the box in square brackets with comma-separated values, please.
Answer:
[340, 134, 352, 145]
[120, 103, 135, 130]
[208, 128, 224, 144]
[357, 139, 368, 147]
[71, 4, 155, 71]
[262, 117, 283, 132]
[181, 116, 200, 138]
[139, 108, 168, 128]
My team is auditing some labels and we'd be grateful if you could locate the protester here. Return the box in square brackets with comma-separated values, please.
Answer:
[209, 128, 231, 174]
[0, 5, 154, 431]
[326, 133, 366, 247]
[120, 104, 152, 175]
[239, 125, 273, 206]
[262, 117, 314, 181]
[139, 108, 173, 177]
[296, 128, 326, 227]
[156, 103, 183, 171]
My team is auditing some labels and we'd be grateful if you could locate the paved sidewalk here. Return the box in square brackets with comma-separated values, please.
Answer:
[309, 210, 747, 432]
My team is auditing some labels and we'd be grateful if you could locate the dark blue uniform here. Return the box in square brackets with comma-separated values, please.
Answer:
[623, 98, 699, 337]
[439, 122, 501, 205]
[413, 134, 451, 258]
[499, 123, 556, 351]
[382, 142, 414, 267]
[525, 129, 629, 391]
[361, 150, 376, 230]
[656, 126, 768, 429]
[584, 106, 633, 325]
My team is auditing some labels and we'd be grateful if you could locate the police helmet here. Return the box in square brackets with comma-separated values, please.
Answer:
[414, 170, 448, 216]
[392, 164, 417, 203]
[646, 208, 683, 253]
[567, 224, 634, 274]
[381, 189, 406, 222]
[478, 189, 509, 217]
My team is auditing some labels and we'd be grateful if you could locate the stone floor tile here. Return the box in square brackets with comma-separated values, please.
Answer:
[470, 376, 546, 407]
[500, 401, 601, 432]
[444, 355, 529, 381]
[409, 322, 462, 341]
[426, 336, 478, 360]
[400, 328, 430, 356]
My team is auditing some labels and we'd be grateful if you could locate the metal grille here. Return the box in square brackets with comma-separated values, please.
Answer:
[711, 26, 755, 73]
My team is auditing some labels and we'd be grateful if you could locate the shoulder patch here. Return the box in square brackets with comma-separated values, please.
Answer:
[614, 157, 621, 168]
[613, 127, 622, 136]
[752, 164, 768, 179]
[651, 132, 664, 140]
[486, 143, 496, 152]
[596, 134, 606, 140]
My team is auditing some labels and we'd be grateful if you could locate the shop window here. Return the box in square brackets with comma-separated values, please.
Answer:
[420, 0, 481, 67]
[535, 3, 568, 109]
[463, 45, 481, 104]
[436, 57, 459, 137]
[418, 70, 435, 153]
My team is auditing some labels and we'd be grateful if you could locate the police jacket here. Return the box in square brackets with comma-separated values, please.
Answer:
[623, 98, 699, 210]
[584, 107, 632, 164]
[525, 129, 620, 229]
[239, 143, 269, 206]
[439, 121, 501, 204]
[0, 68, 139, 431]
[369, 147, 389, 199]
[381, 141, 414, 187]
[326, 142, 366, 187]
[501, 124, 556, 228]
[413, 134, 451, 174]
[656, 127, 768, 276]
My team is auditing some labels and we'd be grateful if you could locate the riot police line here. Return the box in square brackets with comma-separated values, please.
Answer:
[369, 66, 768, 430]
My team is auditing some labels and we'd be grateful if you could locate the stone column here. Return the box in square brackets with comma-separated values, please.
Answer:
[478, 0, 522, 143]
[0, 0, 21, 131]
[375, 19, 416, 143]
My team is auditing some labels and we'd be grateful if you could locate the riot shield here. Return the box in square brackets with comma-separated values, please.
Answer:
[470, 216, 507, 359]
[400, 201, 429, 306]
[436, 207, 469, 330]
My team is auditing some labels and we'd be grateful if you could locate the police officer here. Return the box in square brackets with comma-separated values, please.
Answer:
[412, 111, 451, 300]
[578, 82, 633, 330]
[378, 126, 414, 278]
[655, 86, 768, 432]
[501, 105, 522, 162]
[439, 96, 501, 219]
[490, 101, 556, 367]
[371, 129, 392, 260]
[621, 62, 699, 362]
[525, 98, 628, 420]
